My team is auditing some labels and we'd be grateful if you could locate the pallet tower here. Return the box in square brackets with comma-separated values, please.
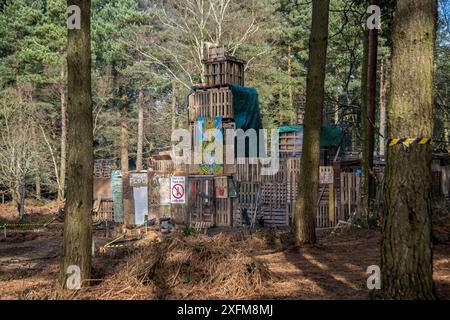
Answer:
[187, 44, 245, 227]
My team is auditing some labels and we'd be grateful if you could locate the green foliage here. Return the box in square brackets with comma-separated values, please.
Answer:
[183, 223, 196, 237]
[0, 0, 448, 199]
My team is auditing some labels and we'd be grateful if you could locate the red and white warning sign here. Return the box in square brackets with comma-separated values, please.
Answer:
[171, 176, 186, 204]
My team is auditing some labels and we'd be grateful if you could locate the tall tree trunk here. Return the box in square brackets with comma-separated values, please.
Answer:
[295, 0, 330, 244]
[288, 45, 294, 123]
[381, 0, 437, 299]
[334, 95, 339, 125]
[35, 177, 41, 200]
[361, 0, 379, 223]
[171, 81, 177, 132]
[379, 59, 387, 156]
[120, 92, 129, 173]
[60, 0, 93, 287]
[31, 126, 41, 200]
[19, 182, 25, 220]
[59, 60, 67, 201]
[11, 187, 19, 209]
[136, 90, 145, 171]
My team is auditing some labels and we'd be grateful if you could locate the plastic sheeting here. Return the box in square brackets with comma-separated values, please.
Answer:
[278, 125, 344, 148]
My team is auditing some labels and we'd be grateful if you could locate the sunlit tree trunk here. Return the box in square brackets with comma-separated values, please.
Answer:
[295, 0, 330, 244]
[381, 0, 437, 299]
[136, 90, 144, 171]
[60, 0, 93, 287]
[120, 91, 129, 173]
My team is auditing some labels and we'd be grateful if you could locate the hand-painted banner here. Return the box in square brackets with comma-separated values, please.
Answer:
[111, 170, 124, 223]
[197, 117, 224, 175]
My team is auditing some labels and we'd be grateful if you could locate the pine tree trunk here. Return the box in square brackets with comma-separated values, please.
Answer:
[379, 59, 387, 157]
[295, 0, 330, 245]
[288, 45, 294, 123]
[60, 0, 93, 287]
[120, 94, 129, 173]
[59, 60, 67, 201]
[361, 0, 379, 223]
[136, 90, 144, 171]
[381, 0, 437, 299]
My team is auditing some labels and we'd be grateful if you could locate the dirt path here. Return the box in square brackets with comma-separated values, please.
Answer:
[255, 230, 379, 299]
[0, 228, 449, 300]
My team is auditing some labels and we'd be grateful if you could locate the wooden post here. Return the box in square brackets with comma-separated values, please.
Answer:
[122, 173, 135, 228]
[329, 183, 334, 222]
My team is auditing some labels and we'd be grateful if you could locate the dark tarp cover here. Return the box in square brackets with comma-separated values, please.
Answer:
[229, 84, 263, 131]
[278, 125, 344, 148]
[229, 84, 263, 157]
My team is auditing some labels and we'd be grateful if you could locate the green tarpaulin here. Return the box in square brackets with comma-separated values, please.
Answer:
[229, 84, 263, 131]
[278, 125, 343, 148]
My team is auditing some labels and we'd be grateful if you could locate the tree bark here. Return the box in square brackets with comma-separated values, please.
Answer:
[60, 0, 93, 287]
[295, 0, 330, 245]
[120, 93, 129, 173]
[379, 59, 387, 157]
[288, 45, 294, 123]
[381, 0, 437, 299]
[172, 81, 177, 132]
[136, 90, 144, 171]
[59, 60, 67, 201]
[361, 0, 379, 223]
[35, 177, 41, 200]
[19, 183, 25, 220]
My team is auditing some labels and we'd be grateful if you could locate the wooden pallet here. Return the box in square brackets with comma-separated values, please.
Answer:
[216, 197, 232, 227]
[261, 182, 287, 209]
[204, 57, 245, 87]
[287, 158, 301, 202]
[149, 159, 174, 173]
[260, 206, 289, 226]
[189, 87, 234, 122]
[193, 221, 214, 234]
[261, 158, 287, 183]
[93, 198, 114, 222]
[279, 131, 302, 153]
[203, 44, 229, 61]
[94, 159, 113, 178]
[236, 158, 261, 183]
[188, 178, 215, 224]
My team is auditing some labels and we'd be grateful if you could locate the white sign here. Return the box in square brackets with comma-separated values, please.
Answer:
[171, 176, 186, 204]
[133, 187, 148, 225]
[319, 166, 334, 184]
[130, 172, 148, 187]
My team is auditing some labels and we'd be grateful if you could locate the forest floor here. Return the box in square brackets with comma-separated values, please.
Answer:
[0, 201, 449, 300]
